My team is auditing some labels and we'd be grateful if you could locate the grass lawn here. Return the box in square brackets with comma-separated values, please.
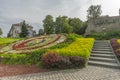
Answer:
[0, 38, 21, 45]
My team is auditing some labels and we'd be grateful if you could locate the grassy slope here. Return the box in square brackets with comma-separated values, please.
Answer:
[0, 38, 21, 45]
[49, 38, 94, 59]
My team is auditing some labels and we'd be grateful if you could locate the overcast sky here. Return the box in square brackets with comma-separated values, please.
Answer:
[0, 0, 120, 37]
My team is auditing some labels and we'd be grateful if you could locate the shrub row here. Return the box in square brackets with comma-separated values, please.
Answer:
[86, 31, 120, 40]
[41, 52, 86, 69]
[110, 39, 120, 58]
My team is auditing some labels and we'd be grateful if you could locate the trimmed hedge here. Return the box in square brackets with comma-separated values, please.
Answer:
[41, 52, 86, 69]
[49, 38, 94, 59]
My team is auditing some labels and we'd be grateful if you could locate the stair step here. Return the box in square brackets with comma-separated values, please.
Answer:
[93, 46, 111, 48]
[92, 51, 113, 54]
[89, 57, 117, 63]
[91, 52, 113, 55]
[90, 54, 115, 58]
[89, 40, 120, 69]
[88, 61, 119, 69]
[94, 45, 110, 47]
[95, 41, 108, 43]
[94, 43, 109, 44]
[93, 49, 112, 51]
[93, 47, 112, 50]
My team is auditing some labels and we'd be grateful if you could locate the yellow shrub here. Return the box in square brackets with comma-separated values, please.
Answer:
[117, 39, 120, 44]
[50, 38, 94, 59]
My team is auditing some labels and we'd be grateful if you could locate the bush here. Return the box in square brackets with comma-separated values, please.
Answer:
[41, 52, 87, 69]
[57, 56, 72, 69]
[86, 31, 120, 40]
[50, 38, 94, 59]
[70, 56, 86, 67]
[115, 50, 120, 57]
[67, 33, 82, 42]
[41, 52, 61, 68]
[110, 39, 120, 59]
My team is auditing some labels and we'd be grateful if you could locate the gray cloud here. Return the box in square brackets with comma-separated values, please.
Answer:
[0, 0, 120, 36]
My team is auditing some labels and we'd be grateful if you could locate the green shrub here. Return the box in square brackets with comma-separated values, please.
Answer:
[67, 33, 82, 41]
[49, 34, 82, 49]
[0, 49, 46, 65]
[0, 54, 26, 64]
[50, 38, 94, 59]
[24, 50, 46, 65]
[86, 31, 120, 40]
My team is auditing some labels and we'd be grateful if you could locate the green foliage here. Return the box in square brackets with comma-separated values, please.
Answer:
[19, 21, 29, 38]
[86, 31, 120, 40]
[49, 37, 94, 59]
[0, 38, 20, 45]
[42, 15, 87, 35]
[24, 50, 46, 65]
[38, 29, 44, 35]
[69, 18, 87, 35]
[49, 34, 82, 49]
[0, 54, 26, 64]
[43, 15, 54, 34]
[0, 28, 3, 36]
[0, 50, 46, 65]
[55, 16, 73, 34]
[87, 5, 102, 19]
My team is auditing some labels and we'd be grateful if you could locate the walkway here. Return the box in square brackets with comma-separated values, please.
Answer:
[0, 40, 120, 80]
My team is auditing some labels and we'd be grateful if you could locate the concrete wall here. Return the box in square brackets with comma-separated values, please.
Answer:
[85, 16, 120, 35]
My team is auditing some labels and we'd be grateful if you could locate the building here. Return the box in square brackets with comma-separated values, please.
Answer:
[8, 21, 36, 38]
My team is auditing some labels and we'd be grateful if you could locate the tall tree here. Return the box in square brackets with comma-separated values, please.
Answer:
[69, 18, 87, 35]
[43, 15, 54, 34]
[19, 21, 29, 38]
[38, 29, 44, 35]
[55, 16, 73, 34]
[0, 28, 3, 36]
[87, 5, 102, 19]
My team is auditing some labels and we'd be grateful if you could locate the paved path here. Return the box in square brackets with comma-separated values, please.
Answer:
[0, 66, 120, 80]
[0, 40, 120, 80]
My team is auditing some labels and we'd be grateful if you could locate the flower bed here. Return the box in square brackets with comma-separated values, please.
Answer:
[0, 34, 66, 54]
[110, 39, 120, 58]
[41, 37, 94, 69]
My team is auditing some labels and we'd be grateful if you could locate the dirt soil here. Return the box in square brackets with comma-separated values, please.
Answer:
[0, 63, 48, 77]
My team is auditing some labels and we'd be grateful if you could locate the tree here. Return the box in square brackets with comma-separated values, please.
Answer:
[38, 29, 44, 35]
[19, 21, 29, 38]
[55, 16, 73, 34]
[87, 5, 102, 19]
[0, 28, 3, 36]
[69, 18, 82, 34]
[43, 15, 54, 34]
[68, 18, 87, 35]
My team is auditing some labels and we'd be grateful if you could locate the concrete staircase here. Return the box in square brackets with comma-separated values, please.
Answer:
[88, 40, 120, 69]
